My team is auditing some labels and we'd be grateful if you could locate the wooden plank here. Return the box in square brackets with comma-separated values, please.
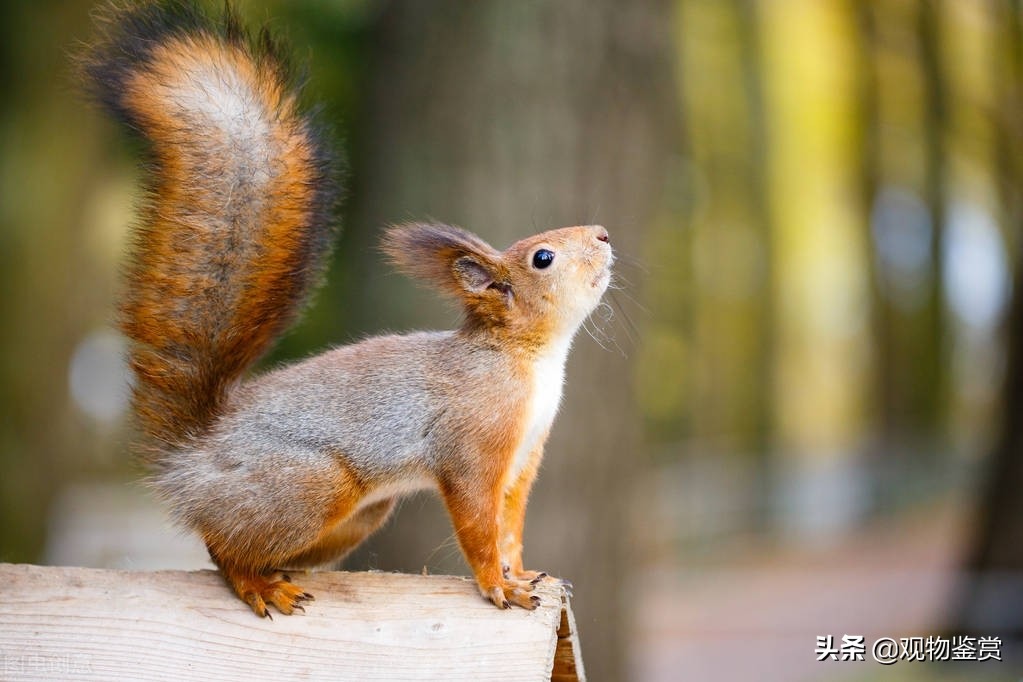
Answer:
[0, 564, 582, 682]
[551, 596, 585, 682]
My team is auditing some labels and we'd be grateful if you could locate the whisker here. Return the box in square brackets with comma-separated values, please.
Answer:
[609, 269, 635, 286]
[608, 282, 650, 314]
[595, 301, 615, 324]
[603, 306, 635, 350]
[423, 532, 460, 568]
[584, 302, 629, 357]
[613, 253, 649, 268]
[607, 290, 643, 347]
[439, 542, 464, 566]
[587, 312, 628, 357]
[581, 317, 613, 354]
[611, 251, 651, 273]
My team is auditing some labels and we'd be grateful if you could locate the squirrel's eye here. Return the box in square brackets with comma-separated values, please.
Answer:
[532, 249, 555, 269]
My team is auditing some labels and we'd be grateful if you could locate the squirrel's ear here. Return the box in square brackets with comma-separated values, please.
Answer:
[382, 222, 506, 298]
[453, 255, 496, 293]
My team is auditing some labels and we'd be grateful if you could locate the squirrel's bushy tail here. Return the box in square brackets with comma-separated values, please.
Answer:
[83, 1, 340, 460]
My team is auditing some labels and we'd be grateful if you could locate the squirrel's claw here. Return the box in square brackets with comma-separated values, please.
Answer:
[511, 569, 574, 598]
[484, 577, 543, 611]
[226, 570, 315, 618]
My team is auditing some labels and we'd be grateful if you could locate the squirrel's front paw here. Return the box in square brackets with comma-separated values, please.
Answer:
[482, 578, 542, 611]
[503, 567, 574, 597]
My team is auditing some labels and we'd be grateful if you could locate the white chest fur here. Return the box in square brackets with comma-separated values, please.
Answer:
[507, 339, 571, 485]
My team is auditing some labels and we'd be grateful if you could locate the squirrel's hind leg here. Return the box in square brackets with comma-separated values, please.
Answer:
[201, 463, 374, 617]
[206, 498, 395, 617]
[215, 565, 314, 618]
[282, 498, 396, 568]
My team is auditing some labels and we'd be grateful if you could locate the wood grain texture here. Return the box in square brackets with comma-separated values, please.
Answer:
[551, 593, 586, 682]
[0, 564, 582, 682]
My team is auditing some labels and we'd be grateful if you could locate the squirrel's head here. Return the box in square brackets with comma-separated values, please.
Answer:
[382, 223, 613, 347]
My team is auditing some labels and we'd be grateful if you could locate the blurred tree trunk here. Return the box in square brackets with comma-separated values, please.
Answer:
[960, 250, 1023, 639]
[339, 1, 679, 678]
[851, 2, 891, 445]
[956, 0, 1023, 640]
[734, 0, 775, 527]
[916, 0, 949, 439]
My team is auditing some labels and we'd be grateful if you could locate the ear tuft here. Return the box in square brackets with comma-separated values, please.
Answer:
[381, 223, 505, 298]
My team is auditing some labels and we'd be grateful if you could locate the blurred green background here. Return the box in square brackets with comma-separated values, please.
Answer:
[2, 1, 1023, 680]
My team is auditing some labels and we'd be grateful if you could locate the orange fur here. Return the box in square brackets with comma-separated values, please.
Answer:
[501, 438, 546, 577]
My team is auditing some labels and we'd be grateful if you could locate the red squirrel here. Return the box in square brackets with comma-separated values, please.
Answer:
[83, 0, 613, 617]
